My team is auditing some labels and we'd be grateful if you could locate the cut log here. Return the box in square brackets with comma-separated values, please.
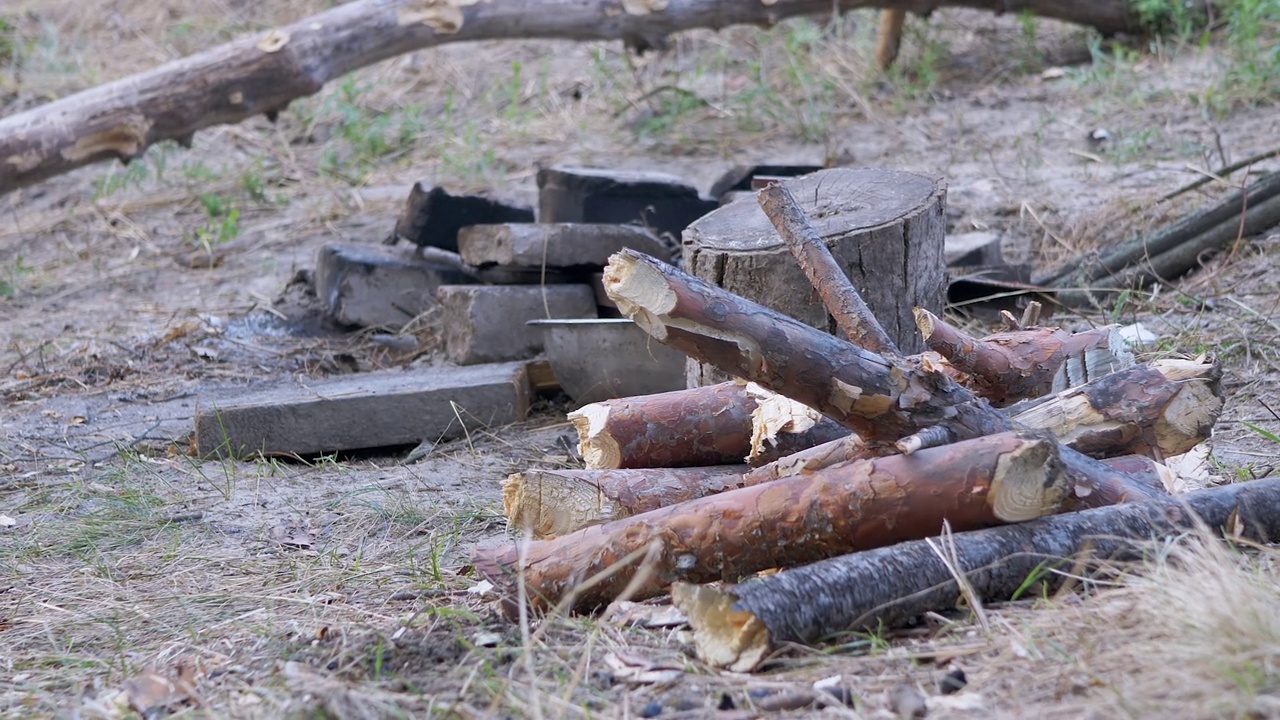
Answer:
[683, 169, 945, 385]
[672, 476, 1280, 672]
[1008, 356, 1222, 460]
[915, 309, 1131, 407]
[472, 431, 1071, 616]
[504, 465, 750, 539]
[1, 0, 1144, 196]
[457, 223, 668, 270]
[392, 183, 533, 252]
[603, 249, 1172, 499]
[606, 249, 1007, 444]
[569, 382, 847, 470]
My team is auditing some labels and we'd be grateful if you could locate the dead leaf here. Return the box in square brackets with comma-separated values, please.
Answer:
[123, 664, 198, 716]
[0, 515, 16, 529]
[605, 601, 688, 628]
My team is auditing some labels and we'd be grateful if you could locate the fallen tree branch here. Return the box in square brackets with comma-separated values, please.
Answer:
[569, 382, 847, 470]
[0, 0, 1141, 196]
[474, 431, 1071, 616]
[759, 182, 898, 355]
[1042, 171, 1280, 304]
[914, 309, 1130, 406]
[673, 476, 1280, 672]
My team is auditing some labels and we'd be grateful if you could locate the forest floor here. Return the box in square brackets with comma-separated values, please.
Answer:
[3, 2, 1280, 717]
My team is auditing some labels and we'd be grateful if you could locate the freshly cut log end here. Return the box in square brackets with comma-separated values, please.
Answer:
[603, 250, 674, 338]
[505, 466, 750, 539]
[569, 403, 621, 469]
[990, 438, 1064, 522]
[671, 583, 769, 673]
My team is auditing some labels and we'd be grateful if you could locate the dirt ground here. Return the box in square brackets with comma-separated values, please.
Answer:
[4, 2, 1280, 718]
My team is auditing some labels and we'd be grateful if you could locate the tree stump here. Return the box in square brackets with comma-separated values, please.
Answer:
[682, 168, 946, 386]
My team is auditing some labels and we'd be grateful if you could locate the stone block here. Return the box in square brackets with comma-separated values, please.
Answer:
[315, 242, 477, 329]
[437, 284, 597, 365]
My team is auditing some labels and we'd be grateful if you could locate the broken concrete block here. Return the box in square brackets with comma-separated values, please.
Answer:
[708, 163, 825, 199]
[536, 166, 718, 242]
[945, 231, 1004, 267]
[457, 223, 669, 269]
[315, 242, 478, 329]
[392, 182, 534, 252]
[437, 284, 597, 365]
[194, 362, 530, 458]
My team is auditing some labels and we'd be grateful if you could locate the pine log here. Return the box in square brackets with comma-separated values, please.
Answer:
[1008, 356, 1221, 460]
[603, 249, 1174, 500]
[758, 181, 899, 356]
[605, 249, 999, 444]
[473, 431, 1071, 616]
[683, 169, 945, 387]
[672, 476, 1280, 672]
[569, 381, 847, 470]
[914, 309, 1132, 407]
[0, 0, 1140, 196]
[505, 465, 751, 539]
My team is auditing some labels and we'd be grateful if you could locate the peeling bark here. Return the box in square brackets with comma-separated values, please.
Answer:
[673, 476, 1280, 671]
[473, 431, 1070, 616]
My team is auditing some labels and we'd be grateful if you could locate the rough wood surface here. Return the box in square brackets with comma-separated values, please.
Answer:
[673, 476, 1280, 671]
[603, 249, 1173, 500]
[458, 223, 668, 269]
[1009, 357, 1222, 460]
[504, 465, 751, 538]
[569, 382, 846, 470]
[194, 362, 530, 459]
[915, 309, 1131, 407]
[683, 169, 945, 386]
[473, 431, 1070, 616]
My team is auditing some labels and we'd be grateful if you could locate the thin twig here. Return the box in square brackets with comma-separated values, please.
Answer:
[757, 182, 898, 356]
[1159, 146, 1280, 203]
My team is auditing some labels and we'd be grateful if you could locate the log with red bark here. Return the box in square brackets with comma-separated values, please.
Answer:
[473, 430, 1071, 616]
[672, 476, 1280, 672]
[0, 0, 1141, 197]
[569, 381, 848, 470]
[914, 308, 1132, 407]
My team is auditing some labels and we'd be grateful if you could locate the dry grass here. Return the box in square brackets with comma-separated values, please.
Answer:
[4, 0, 1280, 717]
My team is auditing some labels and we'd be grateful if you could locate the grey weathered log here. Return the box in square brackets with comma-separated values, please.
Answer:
[683, 169, 945, 386]
[1043, 171, 1280, 304]
[0, 0, 1141, 196]
[673, 476, 1280, 671]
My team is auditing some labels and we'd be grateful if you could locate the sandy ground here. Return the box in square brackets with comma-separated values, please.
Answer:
[3, 2, 1280, 717]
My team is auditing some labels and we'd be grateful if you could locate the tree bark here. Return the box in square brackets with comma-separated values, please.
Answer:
[672, 476, 1280, 672]
[0, 0, 1140, 196]
[504, 465, 751, 539]
[569, 381, 848, 470]
[683, 169, 945, 386]
[914, 309, 1131, 407]
[1008, 356, 1221, 460]
[472, 431, 1070, 616]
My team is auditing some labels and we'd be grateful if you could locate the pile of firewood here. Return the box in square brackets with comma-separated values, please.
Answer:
[473, 182, 1280, 672]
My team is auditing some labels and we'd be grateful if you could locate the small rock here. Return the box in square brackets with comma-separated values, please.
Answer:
[939, 668, 968, 695]
[640, 700, 663, 717]
[890, 684, 927, 718]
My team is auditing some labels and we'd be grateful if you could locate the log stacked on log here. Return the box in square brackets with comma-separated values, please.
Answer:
[473, 170, 1234, 669]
